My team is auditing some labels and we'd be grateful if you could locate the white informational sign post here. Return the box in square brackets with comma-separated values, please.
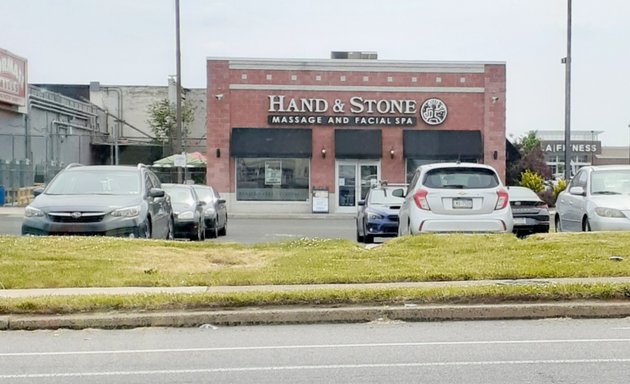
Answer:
[312, 189, 329, 213]
[173, 153, 186, 167]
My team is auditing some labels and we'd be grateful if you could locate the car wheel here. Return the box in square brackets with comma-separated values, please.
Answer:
[200, 220, 206, 241]
[218, 218, 227, 236]
[166, 216, 174, 240]
[356, 220, 364, 242]
[139, 218, 151, 239]
[363, 222, 374, 244]
[356, 229, 364, 243]
[190, 221, 203, 241]
[555, 215, 562, 233]
[583, 217, 592, 232]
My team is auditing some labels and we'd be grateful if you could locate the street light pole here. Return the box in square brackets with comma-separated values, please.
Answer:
[174, 0, 183, 183]
[563, 0, 572, 180]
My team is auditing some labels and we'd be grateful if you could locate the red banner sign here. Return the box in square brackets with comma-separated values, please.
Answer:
[0, 48, 27, 107]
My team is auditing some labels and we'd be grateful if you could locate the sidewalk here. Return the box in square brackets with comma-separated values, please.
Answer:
[3, 277, 630, 330]
[0, 206, 24, 217]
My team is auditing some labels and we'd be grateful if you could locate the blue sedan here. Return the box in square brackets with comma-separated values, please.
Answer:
[356, 184, 406, 243]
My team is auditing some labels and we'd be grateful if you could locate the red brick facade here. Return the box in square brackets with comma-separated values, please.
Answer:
[207, 58, 506, 213]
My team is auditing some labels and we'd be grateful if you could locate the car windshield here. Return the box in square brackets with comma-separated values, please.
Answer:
[368, 188, 405, 204]
[423, 167, 499, 189]
[192, 187, 215, 203]
[164, 186, 195, 204]
[45, 170, 140, 195]
[590, 170, 630, 195]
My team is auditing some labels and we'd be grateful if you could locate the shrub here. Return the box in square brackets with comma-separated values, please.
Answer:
[518, 170, 544, 193]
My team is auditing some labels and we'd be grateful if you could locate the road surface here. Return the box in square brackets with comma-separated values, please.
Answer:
[1, 318, 629, 383]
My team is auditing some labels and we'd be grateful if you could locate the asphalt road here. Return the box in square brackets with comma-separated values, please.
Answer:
[0, 212, 554, 243]
[1, 318, 630, 383]
[0, 215, 21, 236]
[0, 215, 364, 244]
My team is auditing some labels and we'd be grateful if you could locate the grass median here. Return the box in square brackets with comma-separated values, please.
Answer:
[1, 232, 630, 314]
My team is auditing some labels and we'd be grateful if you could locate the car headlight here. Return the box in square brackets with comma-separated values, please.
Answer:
[367, 212, 384, 220]
[178, 211, 194, 219]
[111, 205, 141, 218]
[24, 206, 44, 217]
[594, 207, 626, 218]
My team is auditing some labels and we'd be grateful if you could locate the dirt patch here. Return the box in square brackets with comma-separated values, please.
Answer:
[127, 247, 272, 273]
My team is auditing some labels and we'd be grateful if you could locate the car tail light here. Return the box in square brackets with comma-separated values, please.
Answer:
[495, 189, 508, 210]
[413, 189, 431, 210]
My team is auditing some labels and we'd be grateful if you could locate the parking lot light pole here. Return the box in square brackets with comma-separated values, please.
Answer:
[174, 0, 183, 183]
[563, 0, 572, 181]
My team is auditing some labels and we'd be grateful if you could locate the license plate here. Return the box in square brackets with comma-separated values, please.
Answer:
[513, 217, 527, 225]
[452, 198, 473, 209]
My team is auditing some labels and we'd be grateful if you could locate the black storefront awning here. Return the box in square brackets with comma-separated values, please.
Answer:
[403, 130, 482, 159]
[335, 129, 382, 159]
[230, 128, 312, 158]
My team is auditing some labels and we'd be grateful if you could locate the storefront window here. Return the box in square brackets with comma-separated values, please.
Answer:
[236, 158, 309, 201]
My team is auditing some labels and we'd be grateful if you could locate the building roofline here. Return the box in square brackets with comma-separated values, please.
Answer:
[206, 56, 506, 69]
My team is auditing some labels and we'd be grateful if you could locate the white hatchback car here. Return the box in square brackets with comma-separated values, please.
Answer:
[555, 165, 630, 232]
[398, 162, 513, 235]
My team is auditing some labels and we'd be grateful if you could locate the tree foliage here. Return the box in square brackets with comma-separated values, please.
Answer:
[507, 131, 551, 185]
[146, 98, 196, 150]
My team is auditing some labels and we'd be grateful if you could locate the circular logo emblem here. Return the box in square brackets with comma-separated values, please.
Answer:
[420, 98, 447, 125]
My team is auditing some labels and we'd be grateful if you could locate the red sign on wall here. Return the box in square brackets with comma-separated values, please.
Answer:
[0, 48, 28, 107]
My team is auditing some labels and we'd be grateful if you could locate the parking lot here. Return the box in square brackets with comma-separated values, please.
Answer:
[0, 208, 555, 243]
[0, 210, 360, 244]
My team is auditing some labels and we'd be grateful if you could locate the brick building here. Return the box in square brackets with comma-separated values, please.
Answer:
[206, 54, 506, 214]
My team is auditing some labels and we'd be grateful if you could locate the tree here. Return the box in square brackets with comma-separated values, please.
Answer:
[146, 98, 196, 154]
[507, 131, 551, 185]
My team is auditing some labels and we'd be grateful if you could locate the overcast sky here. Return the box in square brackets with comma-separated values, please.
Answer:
[2, 0, 629, 146]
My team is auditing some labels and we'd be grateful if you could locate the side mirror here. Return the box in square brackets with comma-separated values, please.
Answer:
[198, 200, 206, 206]
[149, 188, 165, 198]
[218, 199, 226, 204]
[33, 187, 45, 197]
[358, 200, 365, 206]
[569, 186, 585, 196]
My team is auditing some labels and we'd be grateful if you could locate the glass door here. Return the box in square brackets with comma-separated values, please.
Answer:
[337, 163, 357, 209]
[336, 161, 380, 213]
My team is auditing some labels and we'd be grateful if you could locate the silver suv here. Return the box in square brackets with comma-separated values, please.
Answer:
[398, 162, 513, 234]
[22, 164, 174, 239]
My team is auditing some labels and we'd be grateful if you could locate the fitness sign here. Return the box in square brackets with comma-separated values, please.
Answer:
[267, 95, 447, 127]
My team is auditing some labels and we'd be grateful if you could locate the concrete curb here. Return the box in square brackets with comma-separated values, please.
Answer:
[3, 277, 630, 299]
[3, 301, 630, 330]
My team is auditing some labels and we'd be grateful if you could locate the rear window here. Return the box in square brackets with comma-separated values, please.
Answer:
[422, 167, 499, 189]
[163, 186, 195, 204]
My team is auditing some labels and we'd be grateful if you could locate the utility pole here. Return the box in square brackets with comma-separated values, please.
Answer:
[563, 0, 572, 181]
[175, 0, 183, 183]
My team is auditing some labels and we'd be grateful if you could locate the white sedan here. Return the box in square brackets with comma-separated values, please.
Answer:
[555, 165, 630, 232]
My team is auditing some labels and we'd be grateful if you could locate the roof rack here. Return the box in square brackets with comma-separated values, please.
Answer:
[64, 163, 83, 169]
